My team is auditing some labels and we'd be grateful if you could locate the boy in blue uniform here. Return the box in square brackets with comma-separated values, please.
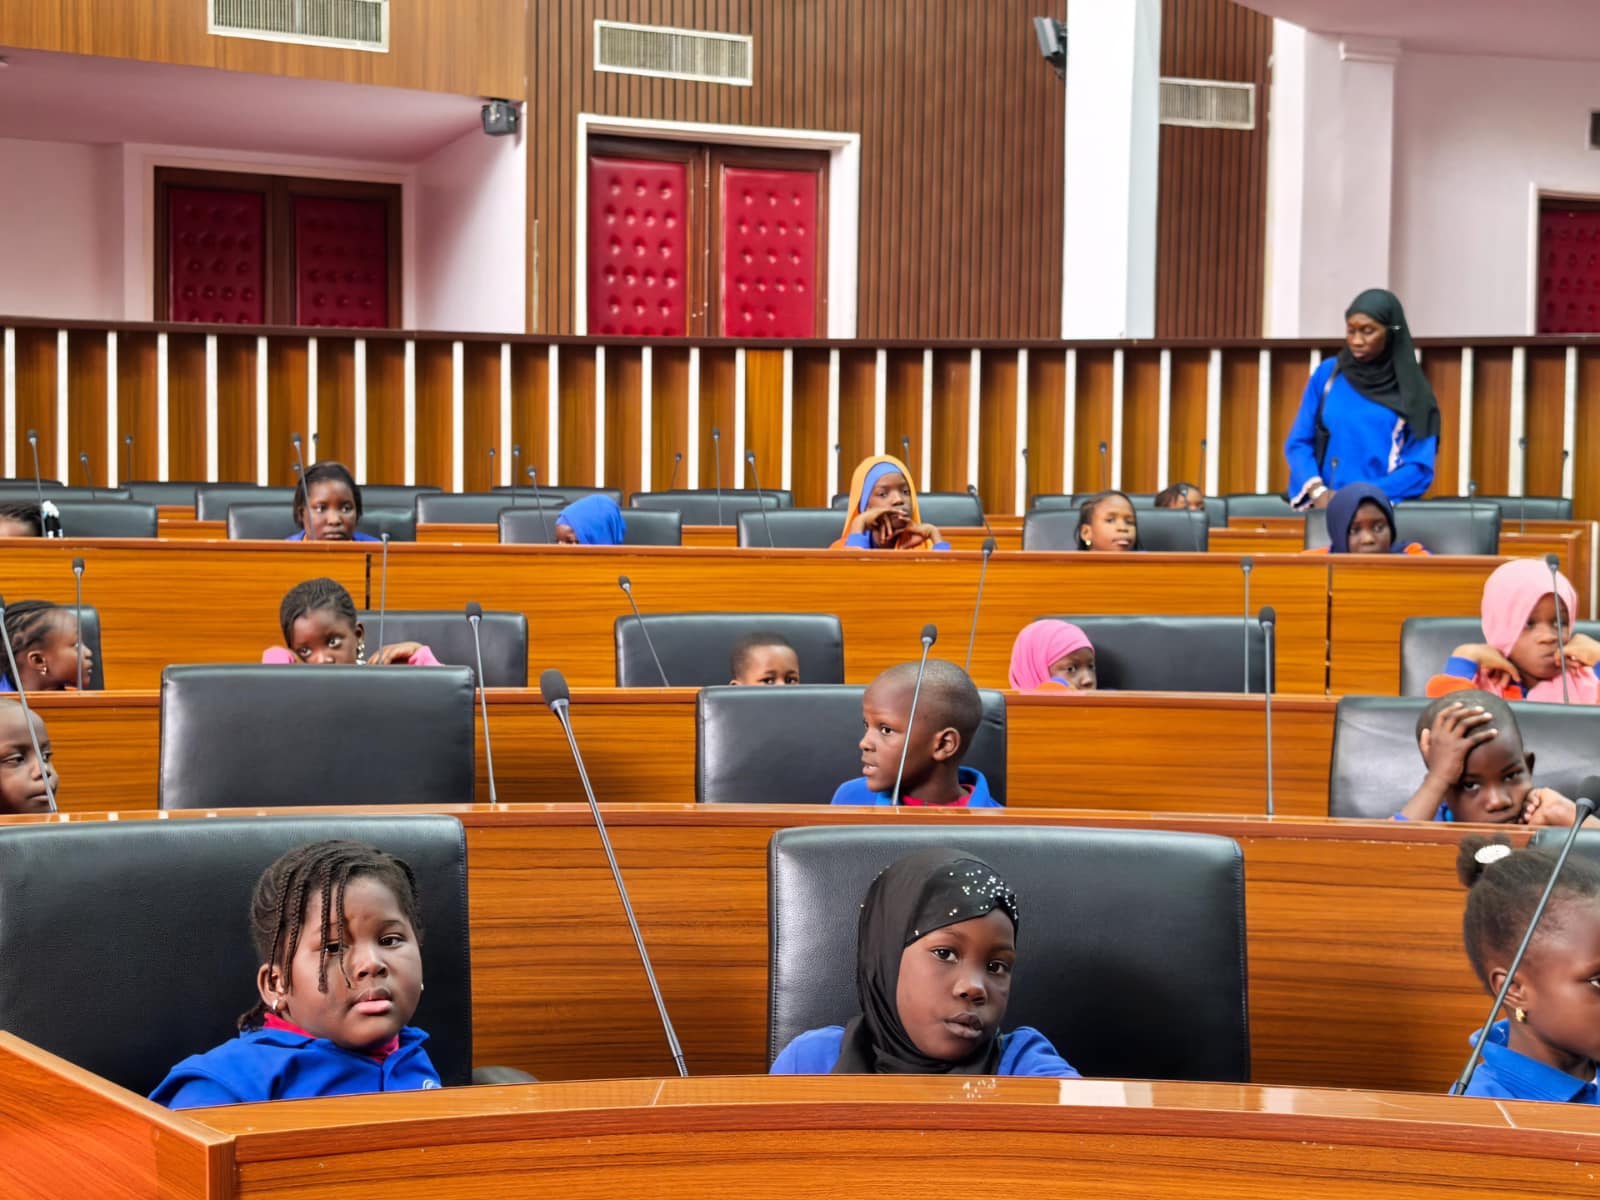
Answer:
[830, 659, 999, 807]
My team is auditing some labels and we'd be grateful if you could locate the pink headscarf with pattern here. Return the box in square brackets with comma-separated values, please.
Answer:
[1008, 620, 1093, 691]
[1480, 558, 1599, 704]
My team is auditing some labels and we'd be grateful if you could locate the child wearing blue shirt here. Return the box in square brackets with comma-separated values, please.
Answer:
[771, 848, 1077, 1077]
[1454, 836, 1600, 1102]
[150, 839, 441, 1109]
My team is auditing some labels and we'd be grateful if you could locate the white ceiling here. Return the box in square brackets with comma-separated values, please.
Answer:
[1232, 0, 1600, 61]
[0, 46, 484, 162]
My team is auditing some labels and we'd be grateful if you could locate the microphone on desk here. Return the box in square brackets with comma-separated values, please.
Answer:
[466, 602, 500, 805]
[891, 624, 938, 806]
[1259, 606, 1276, 817]
[965, 483, 999, 542]
[964, 538, 997, 674]
[374, 533, 391, 663]
[745, 451, 776, 547]
[27, 431, 59, 539]
[1097, 441, 1108, 493]
[617, 575, 670, 687]
[668, 450, 683, 492]
[0, 595, 58, 813]
[78, 450, 93, 490]
[1547, 553, 1570, 704]
[1240, 556, 1254, 694]
[540, 667, 688, 1076]
[71, 557, 86, 691]
[527, 467, 553, 542]
[711, 426, 723, 523]
[1449, 780, 1600, 1096]
[511, 444, 522, 504]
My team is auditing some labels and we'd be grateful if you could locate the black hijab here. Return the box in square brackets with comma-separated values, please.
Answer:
[832, 848, 1019, 1075]
[1336, 288, 1440, 439]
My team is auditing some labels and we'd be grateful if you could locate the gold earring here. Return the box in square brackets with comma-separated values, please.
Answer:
[1514, 1007, 1527, 1023]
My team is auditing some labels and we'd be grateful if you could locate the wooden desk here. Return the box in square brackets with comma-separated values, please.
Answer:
[31, 689, 1339, 819]
[6, 1046, 1597, 1199]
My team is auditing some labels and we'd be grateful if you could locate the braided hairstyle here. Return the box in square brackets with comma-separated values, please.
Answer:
[3, 600, 65, 665]
[0, 501, 43, 536]
[1076, 490, 1139, 551]
[292, 461, 363, 528]
[277, 577, 359, 646]
[1457, 834, 1600, 989]
[241, 839, 423, 1030]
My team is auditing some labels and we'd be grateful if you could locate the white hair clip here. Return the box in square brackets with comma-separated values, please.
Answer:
[1474, 843, 1513, 866]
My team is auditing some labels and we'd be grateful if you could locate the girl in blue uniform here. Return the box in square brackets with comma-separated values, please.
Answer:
[554, 494, 626, 545]
[771, 848, 1078, 1076]
[1286, 288, 1439, 511]
[151, 840, 440, 1108]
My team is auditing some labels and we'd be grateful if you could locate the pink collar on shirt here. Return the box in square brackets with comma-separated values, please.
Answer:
[261, 1010, 399, 1060]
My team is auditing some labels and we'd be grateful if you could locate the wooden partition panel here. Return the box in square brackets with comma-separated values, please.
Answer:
[64, 329, 108, 486]
[1421, 349, 1463, 497]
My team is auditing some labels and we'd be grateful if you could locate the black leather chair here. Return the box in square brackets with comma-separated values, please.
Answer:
[417, 493, 557, 525]
[357, 506, 418, 542]
[737, 508, 842, 548]
[1224, 493, 1298, 519]
[829, 491, 986, 528]
[631, 489, 787, 525]
[121, 480, 206, 506]
[1398, 616, 1600, 696]
[196, 485, 294, 521]
[226, 503, 414, 541]
[0, 486, 129, 503]
[0, 477, 63, 487]
[1306, 501, 1500, 555]
[1425, 495, 1572, 522]
[159, 664, 476, 809]
[499, 506, 682, 546]
[1329, 695, 1600, 819]
[51, 500, 158, 538]
[1022, 507, 1208, 552]
[356, 609, 529, 687]
[1031, 493, 1229, 529]
[493, 485, 625, 509]
[362, 484, 442, 509]
[767, 825, 1249, 1080]
[617, 612, 846, 688]
[0, 815, 476, 1094]
[1038, 614, 1270, 693]
[696, 684, 1007, 804]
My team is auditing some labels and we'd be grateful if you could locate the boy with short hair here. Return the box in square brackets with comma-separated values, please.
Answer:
[729, 632, 801, 687]
[830, 659, 999, 807]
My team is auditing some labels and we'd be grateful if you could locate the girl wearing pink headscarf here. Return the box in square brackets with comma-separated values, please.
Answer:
[1428, 559, 1600, 703]
[1008, 620, 1097, 692]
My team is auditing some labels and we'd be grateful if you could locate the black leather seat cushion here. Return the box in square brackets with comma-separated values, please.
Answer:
[159, 664, 476, 809]
[617, 612, 845, 687]
[1423, 495, 1572, 521]
[499, 507, 682, 546]
[492, 485, 624, 508]
[356, 609, 529, 687]
[1305, 501, 1500, 555]
[0, 814, 473, 1093]
[361, 485, 442, 508]
[1038, 613, 1270, 693]
[1329, 695, 1600, 819]
[196, 485, 294, 521]
[417, 493, 557, 524]
[1223, 493, 1297, 518]
[736, 508, 843, 548]
[697, 683, 1006, 804]
[1400, 617, 1600, 696]
[631, 490, 787, 525]
[121, 481, 205, 505]
[1022, 508, 1208, 552]
[767, 825, 1249, 1080]
[226, 503, 415, 541]
[51, 500, 158, 538]
[0, 486, 129, 503]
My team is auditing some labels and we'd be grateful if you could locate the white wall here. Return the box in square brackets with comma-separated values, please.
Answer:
[1391, 51, 1600, 335]
[0, 138, 124, 320]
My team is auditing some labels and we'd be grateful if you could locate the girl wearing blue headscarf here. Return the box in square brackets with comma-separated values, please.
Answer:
[555, 494, 626, 545]
[832, 454, 950, 551]
[1306, 482, 1429, 555]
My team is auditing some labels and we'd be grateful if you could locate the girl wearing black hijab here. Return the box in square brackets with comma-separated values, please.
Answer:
[769, 849, 1079, 1076]
[1285, 288, 1440, 511]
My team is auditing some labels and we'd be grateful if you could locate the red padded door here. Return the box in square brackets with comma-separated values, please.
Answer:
[587, 155, 690, 336]
[166, 187, 266, 324]
[718, 165, 820, 338]
[1538, 205, 1600, 334]
[293, 195, 392, 328]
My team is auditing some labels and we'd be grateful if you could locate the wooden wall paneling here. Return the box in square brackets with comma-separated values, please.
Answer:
[461, 340, 504, 493]
[977, 349, 1017, 511]
[1025, 348, 1067, 501]
[1217, 348, 1260, 494]
[363, 338, 407, 485]
[928, 349, 972, 493]
[115, 333, 159, 484]
[312, 337, 356, 471]
[697, 348, 737, 489]
[411, 340, 455, 489]
[1420, 348, 1462, 497]
[649, 346, 690, 493]
[1073, 349, 1116, 493]
[1523, 347, 1567, 497]
[602, 344, 645, 498]
[835, 348, 877, 492]
[1578, 349, 1600, 526]
[1265, 350, 1312, 494]
[1469, 348, 1513, 495]
[742, 348, 785, 490]
[64, 331, 108, 487]
[264, 336, 308, 486]
[789, 348, 831, 506]
[164, 333, 207, 481]
[1166, 348, 1210, 490]
[882, 349, 923, 478]
[555, 344, 597, 486]
[213, 334, 256, 483]
[509, 341, 552, 486]
[11, 327, 57, 481]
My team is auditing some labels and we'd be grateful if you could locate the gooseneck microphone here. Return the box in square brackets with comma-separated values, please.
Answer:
[1097, 441, 1108, 492]
[290, 433, 309, 524]
[965, 484, 999, 541]
[711, 426, 724, 523]
[310, 431, 320, 464]
[891, 624, 938, 805]
[1260, 606, 1277, 817]
[527, 467, 553, 542]
[0, 595, 57, 812]
[668, 450, 682, 492]
[375, 533, 390, 661]
[466, 602, 500, 805]
[1547, 553, 1570, 704]
[1518, 437, 1529, 535]
[511, 444, 522, 504]
[71, 557, 86, 690]
[487, 446, 496, 489]
[901, 435, 911, 466]
[541, 667, 687, 1076]
[27, 431, 58, 539]
[122, 433, 134, 485]
[1240, 556, 1254, 694]
[617, 575, 670, 687]
[964, 539, 996, 673]
[78, 450, 92, 489]
[744, 450, 775, 548]
[1450, 782, 1600, 1095]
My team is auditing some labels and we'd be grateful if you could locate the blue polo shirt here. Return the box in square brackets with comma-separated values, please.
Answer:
[1462, 1020, 1600, 1103]
[286, 530, 380, 542]
[771, 1024, 1079, 1077]
[830, 766, 1001, 807]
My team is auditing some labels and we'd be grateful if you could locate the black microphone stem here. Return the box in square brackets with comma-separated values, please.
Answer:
[746, 451, 775, 547]
[528, 467, 552, 542]
[511, 445, 522, 505]
[892, 628, 938, 804]
[1548, 554, 1570, 704]
[619, 576, 670, 687]
[712, 427, 723, 524]
[466, 605, 499, 805]
[1241, 556, 1254, 694]
[376, 534, 390, 660]
[72, 559, 85, 691]
[964, 540, 995, 673]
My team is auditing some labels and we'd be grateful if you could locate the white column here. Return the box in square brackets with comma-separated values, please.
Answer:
[1061, 0, 1160, 338]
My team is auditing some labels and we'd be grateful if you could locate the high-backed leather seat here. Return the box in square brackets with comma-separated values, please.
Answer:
[696, 683, 1007, 804]
[631, 489, 789, 525]
[1305, 501, 1500, 555]
[0, 814, 475, 1093]
[498, 507, 682, 546]
[0, 486, 129, 503]
[616, 612, 845, 687]
[829, 491, 985, 528]
[736, 508, 843, 548]
[1022, 507, 1208, 552]
[121, 480, 206, 506]
[1037, 613, 1271, 692]
[492, 485, 625, 508]
[767, 825, 1249, 1080]
[1223, 493, 1298, 519]
[417, 493, 558, 525]
[1329, 695, 1600, 819]
[355, 609, 529, 687]
[158, 664, 476, 809]
[226, 503, 416, 541]
[51, 500, 158, 538]
[1423, 495, 1572, 521]
[361, 484, 442, 508]
[196, 485, 294, 521]
[1031, 493, 1229, 528]
[1399, 616, 1600, 696]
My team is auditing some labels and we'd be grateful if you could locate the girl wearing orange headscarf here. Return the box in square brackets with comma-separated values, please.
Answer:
[832, 455, 950, 551]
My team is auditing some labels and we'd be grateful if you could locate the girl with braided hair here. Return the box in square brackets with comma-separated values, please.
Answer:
[1, 600, 91, 692]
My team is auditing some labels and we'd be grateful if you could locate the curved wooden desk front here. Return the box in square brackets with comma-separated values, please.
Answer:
[5, 1036, 1598, 1200]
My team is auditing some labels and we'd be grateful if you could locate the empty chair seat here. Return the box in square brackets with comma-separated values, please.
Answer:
[492, 485, 625, 509]
[1306, 501, 1500, 555]
[1022, 508, 1208, 552]
[0, 486, 130, 503]
[767, 824, 1249, 1081]
[1224, 493, 1298, 519]
[356, 609, 529, 687]
[736, 508, 842, 548]
[631, 489, 787, 525]
[1399, 616, 1600, 696]
[417, 493, 556, 525]
[51, 500, 158, 539]
[1037, 613, 1271, 693]
[696, 684, 1006, 804]
[1423, 495, 1572, 521]
[121, 481, 206, 506]
[616, 612, 845, 688]
[195, 485, 294, 522]
[358, 506, 417, 542]
[361, 484, 442, 508]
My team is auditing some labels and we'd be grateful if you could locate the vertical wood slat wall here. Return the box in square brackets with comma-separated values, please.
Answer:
[529, 0, 1067, 339]
[6, 320, 1598, 521]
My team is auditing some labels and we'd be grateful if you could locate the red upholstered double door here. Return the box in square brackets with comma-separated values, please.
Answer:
[1537, 200, 1600, 334]
[586, 138, 827, 338]
[156, 167, 400, 328]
